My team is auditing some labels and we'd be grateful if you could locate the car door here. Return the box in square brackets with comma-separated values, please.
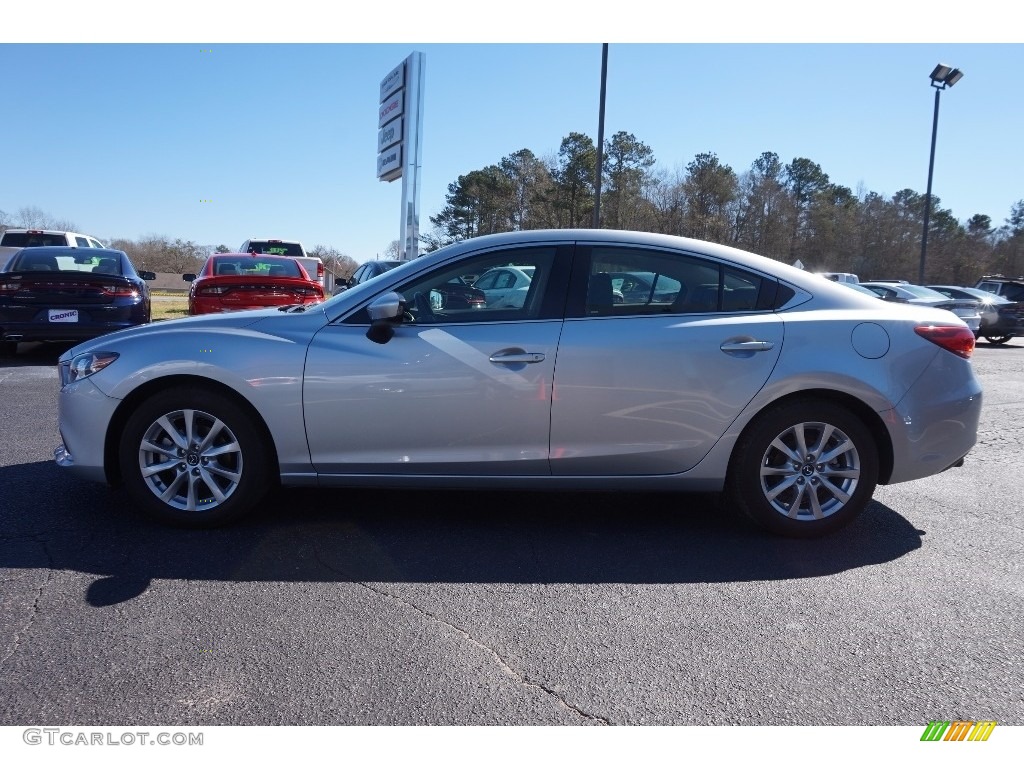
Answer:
[550, 243, 785, 475]
[303, 244, 572, 476]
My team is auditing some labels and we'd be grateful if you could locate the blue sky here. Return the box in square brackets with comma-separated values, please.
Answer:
[2, 4, 1020, 265]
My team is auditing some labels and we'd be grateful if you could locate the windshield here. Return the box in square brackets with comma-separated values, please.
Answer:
[898, 284, 952, 300]
[9, 250, 123, 275]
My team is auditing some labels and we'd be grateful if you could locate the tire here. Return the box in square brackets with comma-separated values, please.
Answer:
[983, 334, 1011, 345]
[726, 399, 879, 538]
[118, 387, 271, 527]
[0, 340, 17, 357]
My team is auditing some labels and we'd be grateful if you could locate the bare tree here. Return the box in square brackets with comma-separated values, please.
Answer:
[309, 244, 357, 280]
[107, 235, 206, 273]
[13, 206, 77, 231]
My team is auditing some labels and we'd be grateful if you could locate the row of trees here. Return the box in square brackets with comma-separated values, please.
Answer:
[0, 207, 360, 280]
[6, 130, 1023, 286]
[425, 132, 1024, 285]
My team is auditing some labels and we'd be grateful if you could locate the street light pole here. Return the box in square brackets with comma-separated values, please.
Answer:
[919, 63, 963, 285]
[593, 44, 608, 229]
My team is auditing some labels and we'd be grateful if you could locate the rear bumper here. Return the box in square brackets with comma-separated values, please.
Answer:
[883, 351, 983, 484]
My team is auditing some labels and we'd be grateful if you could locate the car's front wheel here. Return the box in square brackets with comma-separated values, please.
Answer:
[726, 399, 879, 538]
[119, 387, 271, 527]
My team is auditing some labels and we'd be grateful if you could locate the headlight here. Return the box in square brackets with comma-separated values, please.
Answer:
[62, 352, 119, 386]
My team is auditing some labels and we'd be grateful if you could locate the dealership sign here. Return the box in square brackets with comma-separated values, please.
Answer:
[378, 117, 402, 152]
[379, 61, 405, 102]
[377, 144, 402, 178]
[376, 52, 425, 260]
[376, 63, 407, 183]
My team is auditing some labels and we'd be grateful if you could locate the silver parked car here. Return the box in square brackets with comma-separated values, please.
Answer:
[54, 230, 983, 538]
[858, 281, 982, 332]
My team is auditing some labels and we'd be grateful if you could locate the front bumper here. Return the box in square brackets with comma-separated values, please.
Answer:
[55, 376, 120, 483]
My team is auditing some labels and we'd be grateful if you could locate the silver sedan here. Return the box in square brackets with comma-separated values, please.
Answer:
[55, 230, 983, 538]
[859, 281, 983, 332]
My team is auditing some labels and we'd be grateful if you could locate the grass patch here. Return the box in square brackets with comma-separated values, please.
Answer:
[152, 297, 189, 321]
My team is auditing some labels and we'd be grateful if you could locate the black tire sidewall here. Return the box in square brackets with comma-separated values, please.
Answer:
[118, 387, 270, 527]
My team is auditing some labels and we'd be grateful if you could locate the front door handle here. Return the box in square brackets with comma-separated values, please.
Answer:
[489, 352, 546, 364]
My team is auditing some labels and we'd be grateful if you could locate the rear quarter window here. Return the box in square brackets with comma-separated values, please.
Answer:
[2, 233, 67, 247]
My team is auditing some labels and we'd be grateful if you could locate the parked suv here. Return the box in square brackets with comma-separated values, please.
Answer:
[975, 275, 1024, 302]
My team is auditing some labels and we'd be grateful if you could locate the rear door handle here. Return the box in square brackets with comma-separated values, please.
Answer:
[720, 340, 775, 352]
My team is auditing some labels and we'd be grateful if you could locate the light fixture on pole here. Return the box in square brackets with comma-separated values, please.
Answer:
[918, 63, 963, 284]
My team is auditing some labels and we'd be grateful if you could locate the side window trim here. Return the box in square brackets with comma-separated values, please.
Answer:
[339, 243, 575, 326]
[568, 244, 778, 318]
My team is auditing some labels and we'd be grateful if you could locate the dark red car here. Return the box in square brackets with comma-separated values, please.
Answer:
[184, 254, 324, 315]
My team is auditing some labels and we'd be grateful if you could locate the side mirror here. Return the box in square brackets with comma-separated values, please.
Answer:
[367, 291, 406, 322]
[182, 273, 196, 282]
[365, 291, 407, 345]
[139, 271, 157, 281]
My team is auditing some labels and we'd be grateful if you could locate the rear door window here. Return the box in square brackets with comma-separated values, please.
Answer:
[571, 245, 771, 317]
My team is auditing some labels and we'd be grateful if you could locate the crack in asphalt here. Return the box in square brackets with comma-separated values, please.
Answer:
[312, 547, 609, 725]
[0, 539, 55, 670]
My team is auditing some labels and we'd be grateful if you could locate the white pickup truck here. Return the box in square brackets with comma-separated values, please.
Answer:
[0, 229, 107, 269]
[238, 238, 324, 287]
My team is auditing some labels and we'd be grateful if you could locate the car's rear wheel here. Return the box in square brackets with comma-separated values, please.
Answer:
[0, 340, 17, 357]
[983, 334, 1012, 345]
[726, 399, 879, 538]
[118, 387, 271, 527]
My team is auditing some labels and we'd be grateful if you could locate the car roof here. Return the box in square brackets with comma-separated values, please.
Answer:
[320, 229, 894, 321]
[395, 229, 876, 294]
[424, 229, 815, 282]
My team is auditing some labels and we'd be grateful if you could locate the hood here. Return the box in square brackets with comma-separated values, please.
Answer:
[59, 305, 325, 361]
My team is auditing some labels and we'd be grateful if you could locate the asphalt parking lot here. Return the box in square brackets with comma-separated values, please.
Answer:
[1, 340, 1022, 726]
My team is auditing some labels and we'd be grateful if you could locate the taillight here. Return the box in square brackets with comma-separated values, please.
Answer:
[198, 285, 230, 295]
[0, 281, 18, 295]
[915, 325, 975, 359]
[316, 263, 324, 278]
[101, 284, 139, 297]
